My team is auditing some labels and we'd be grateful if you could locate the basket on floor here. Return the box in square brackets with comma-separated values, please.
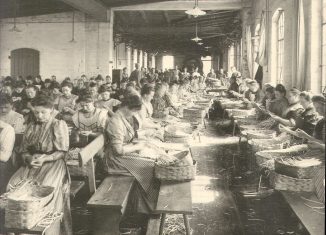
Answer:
[6, 182, 54, 211]
[246, 129, 276, 140]
[269, 171, 314, 192]
[312, 166, 325, 204]
[155, 160, 197, 181]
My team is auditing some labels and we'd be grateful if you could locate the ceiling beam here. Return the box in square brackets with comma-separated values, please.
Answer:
[59, 0, 108, 21]
[112, 0, 242, 11]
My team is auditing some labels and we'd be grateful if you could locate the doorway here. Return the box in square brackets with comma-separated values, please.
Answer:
[10, 48, 40, 78]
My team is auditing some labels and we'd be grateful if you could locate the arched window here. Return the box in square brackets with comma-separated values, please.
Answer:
[276, 10, 284, 84]
[271, 9, 285, 84]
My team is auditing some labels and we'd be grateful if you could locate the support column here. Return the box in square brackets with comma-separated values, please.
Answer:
[108, 9, 114, 77]
[151, 54, 156, 69]
[143, 52, 148, 69]
[138, 50, 143, 68]
[133, 48, 138, 70]
[126, 46, 132, 75]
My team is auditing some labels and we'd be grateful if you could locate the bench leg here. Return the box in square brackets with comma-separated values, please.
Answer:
[91, 209, 122, 235]
[159, 213, 166, 235]
[183, 214, 191, 235]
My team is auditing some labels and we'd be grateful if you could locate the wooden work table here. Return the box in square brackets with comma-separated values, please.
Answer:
[280, 191, 325, 235]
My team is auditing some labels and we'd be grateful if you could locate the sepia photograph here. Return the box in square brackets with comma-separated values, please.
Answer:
[0, 0, 325, 234]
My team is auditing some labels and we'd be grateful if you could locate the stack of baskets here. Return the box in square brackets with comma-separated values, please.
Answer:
[155, 150, 196, 181]
[5, 181, 55, 229]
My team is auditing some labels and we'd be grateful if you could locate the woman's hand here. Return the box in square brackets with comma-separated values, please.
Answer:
[295, 129, 311, 139]
[22, 153, 33, 166]
[30, 157, 46, 168]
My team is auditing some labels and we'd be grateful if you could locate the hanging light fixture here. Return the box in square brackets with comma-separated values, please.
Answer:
[191, 22, 202, 42]
[69, 11, 76, 43]
[10, 0, 21, 32]
[185, 0, 206, 18]
[197, 42, 203, 45]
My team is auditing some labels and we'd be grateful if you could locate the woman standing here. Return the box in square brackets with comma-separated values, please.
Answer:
[7, 95, 72, 235]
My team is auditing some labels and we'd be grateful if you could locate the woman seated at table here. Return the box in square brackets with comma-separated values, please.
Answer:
[152, 83, 169, 119]
[228, 75, 240, 96]
[0, 120, 15, 194]
[55, 81, 77, 123]
[96, 84, 121, 116]
[104, 95, 166, 213]
[269, 88, 304, 128]
[7, 95, 72, 235]
[243, 80, 264, 104]
[166, 82, 180, 105]
[0, 94, 25, 133]
[72, 94, 108, 135]
[293, 94, 325, 151]
[138, 84, 161, 130]
[268, 84, 289, 117]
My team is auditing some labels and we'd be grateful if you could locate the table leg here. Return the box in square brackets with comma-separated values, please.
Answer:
[159, 213, 166, 235]
[183, 214, 191, 235]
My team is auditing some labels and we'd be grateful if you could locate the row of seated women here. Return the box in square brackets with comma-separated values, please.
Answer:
[0, 77, 204, 234]
[227, 77, 325, 150]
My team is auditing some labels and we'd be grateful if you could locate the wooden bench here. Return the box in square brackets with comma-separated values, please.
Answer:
[67, 134, 105, 198]
[147, 181, 193, 235]
[87, 176, 135, 235]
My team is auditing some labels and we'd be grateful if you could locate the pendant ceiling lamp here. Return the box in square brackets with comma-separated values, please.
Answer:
[191, 23, 202, 42]
[10, 0, 21, 32]
[185, 0, 206, 18]
[197, 42, 203, 45]
[69, 11, 76, 43]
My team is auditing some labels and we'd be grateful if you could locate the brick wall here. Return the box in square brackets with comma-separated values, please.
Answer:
[0, 12, 112, 81]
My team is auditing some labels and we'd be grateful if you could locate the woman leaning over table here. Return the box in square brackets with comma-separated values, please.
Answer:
[268, 84, 289, 117]
[104, 95, 160, 213]
[7, 95, 72, 235]
[269, 88, 304, 128]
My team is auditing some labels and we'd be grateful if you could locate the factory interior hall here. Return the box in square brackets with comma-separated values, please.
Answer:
[0, 0, 325, 235]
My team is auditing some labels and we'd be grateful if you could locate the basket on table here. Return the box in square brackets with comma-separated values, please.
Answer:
[269, 171, 314, 192]
[155, 151, 196, 181]
[255, 144, 308, 170]
[183, 107, 206, 119]
[234, 117, 258, 126]
[164, 124, 193, 144]
[226, 108, 256, 117]
[274, 155, 323, 179]
[246, 129, 276, 140]
[5, 182, 55, 229]
[249, 139, 284, 152]
[312, 166, 325, 204]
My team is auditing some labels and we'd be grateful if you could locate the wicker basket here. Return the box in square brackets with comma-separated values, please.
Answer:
[155, 160, 197, 181]
[5, 196, 55, 229]
[269, 171, 314, 192]
[6, 183, 54, 211]
[246, 129, 276, 139]
[313, 167, 325, 204]
[275, 157, 323, 179]
[226, 108, 256, 117]
[248, 139, 284, 152]
[255, 152, 278, 170]
[183, 108, 206, 119]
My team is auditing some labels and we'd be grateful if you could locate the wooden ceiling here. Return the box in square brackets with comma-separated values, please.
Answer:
[0, 0, 242, 55]
[114, 10, 241, 55]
